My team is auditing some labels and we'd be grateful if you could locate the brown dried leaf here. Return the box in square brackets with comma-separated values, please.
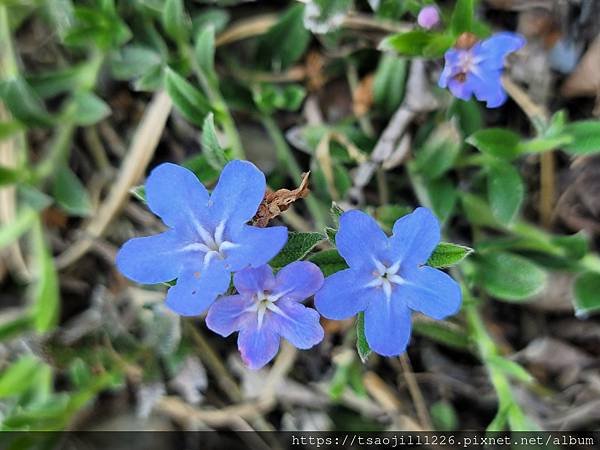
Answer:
[252, 172, 311, 227]
[561, 35, 600, 98]
[352, 73, 374, 117]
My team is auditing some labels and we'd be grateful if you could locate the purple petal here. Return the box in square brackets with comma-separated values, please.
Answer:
[226, 225, 288, 271]
[390, 207, 440, 267]
[270, 299, 324, 349]
[314, 268, 380, 320]
[208, 160, 266, 231]
[116, 230, 188, 284]
[272, 261, 324, 302]
[364, 295, 412, 356]
[233, 265, 275, 296]
[165, 262, 231, 316]
[237, 319, 280, 370]
[438, 49, 463, 88]
[336, 210, 389, 270]
[401, 266, 462, 320]
[448, 76, 474, 101]
[206, 295, 255, 337]
[417, 5, 440, 29]
[145, 163, 210, 234]
[478, 32, 525, 70]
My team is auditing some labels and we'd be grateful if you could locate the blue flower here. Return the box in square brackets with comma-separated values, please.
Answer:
[116, 161, 288, 317]
[438, 32, 525, 108]
[314, 208, 461, 357]
[206, 262, 324, 370]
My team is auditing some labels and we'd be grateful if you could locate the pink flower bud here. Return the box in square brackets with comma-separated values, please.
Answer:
[417, 5, 440, 30]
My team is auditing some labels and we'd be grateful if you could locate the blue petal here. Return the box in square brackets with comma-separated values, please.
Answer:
[233, 265, 275, 295]
[336, 210, 389, 270]
[272, 261, 324, 302]
[478, 32, 525, 70]
[116, 230, 189, 284]
[226, 225, 288, 271]
[390, 207, 440, 267]
[270, 299, 324, 349]
[165, 263, 231, 316]
[448, 76, 475, 101]
[438, 49, 462, 88]
[401, 266, 462, 320]
[145, 163, 210, 234]
[314, 268, 379, 320]
[471, 70, 507, 108]
[206, 295, 255, 336]
[237, 319, 280, 370]
[364, 295, 412, 356]
[208, 160, 266, 231]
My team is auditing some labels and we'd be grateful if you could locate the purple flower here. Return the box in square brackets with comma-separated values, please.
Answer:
[116, 161, 288, 317]
[315, 208, 461, 357]
[417, 5, 440, 29]
[438, 32, 525, 108]
[206, 262, 324, 370]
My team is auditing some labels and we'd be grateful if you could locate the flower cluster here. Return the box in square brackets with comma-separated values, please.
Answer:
[439, 32, 525, 108]
[116, 161, 462, 369]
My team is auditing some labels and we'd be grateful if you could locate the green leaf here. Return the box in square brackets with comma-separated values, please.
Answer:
[476, 252, 547, 302]
[270, 232, 325, 268]
[0, 121, 24, 140]
[253, 83, 306, 114]
[72, 92, 111, 126]
[309, 249, 348, 276]
[256, 4, 310, 70]
[466, 128, 522, 160]
[195, 25, 216, 79]
[380, 30, 436, 57]
[373, 54, 407, 116]
[562, 120, 600, 155]
[449, 98, 482, 137]
[414, 121, 462, 179]
[130, 185, 146, 203]
[0, 165, 22, 186]
[356, 312, 371, 363]
[164, 67, 211, 127]
[163, 0, 190, 42]
[431, 401, 459, 431]
[26, 65, 85, 98]
[573, 272, 600, 317]
[460, 193, 499, 228]
[488, 356, 534, 384]
[487, 160, 524, 225]
[201, 113, 228, 170]
[31, 219, 60, 333]
[192, 9, 230, 35]
[519, 135, 573, 153]
[427, 177, 458, 222]
[0, 78, 54, 127]
[110, 46, 162, 81]
[52, 165, 92, 217]
[0, 315, 32, 342]
[450, 0, 474, 36]
[0, 356, 42, 398]
[413, 321, 470, 350]
[423, 33, 455, 58]
[427, 242, 474, 268]
[0, 207, 38, 251]
[303, 0, 352, 34]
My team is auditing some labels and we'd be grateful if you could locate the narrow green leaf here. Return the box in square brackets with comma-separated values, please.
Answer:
[0, 121, 24, 140]
[487, 160, 524, 225]
[466, 128, 521, 160]
[573, 272, 600, 317]
[450, 0, 474, 36]
[164, 67, 211, 127]
[195, 25, 216, 78]
[413, 321, 470, 350]
[0, 356, 42, 398]
[309, 249, 348, 276]
[431, 401, 459, 431]
[0, 165, 22, 186]
[52, 165, 92, 216]
[271, 232, 325, 268]
[562, 120, 600, 155]
[31, 219, 60, 333]
[0, 207, 37, 251]
[373, 54, 406, 116]
[427, 242, 474, 268]
[201, 113, 227, 170]
[0, 78, 54, 127]
[0, 315, 32, 342]
[72, 92, 111, 126]
[488, 356, 534, 384]
[414, 121, 462, 179]
[476, 252, 547, 302]
[356, 312, 371, 363]
[110, 46, 162, 81]
[130, 185, 146, 203]
[380, 30, 435, 56]
[423, 33, 455, 58]
[163, 0, 190, 42]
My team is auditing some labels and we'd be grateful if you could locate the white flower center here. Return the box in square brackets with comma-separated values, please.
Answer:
[244, 289, 292, 329]
[181, 221, 239, 266]
[365, 259, 405, 301]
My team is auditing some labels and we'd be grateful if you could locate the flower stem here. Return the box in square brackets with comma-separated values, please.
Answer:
[260, 114, 328, 230]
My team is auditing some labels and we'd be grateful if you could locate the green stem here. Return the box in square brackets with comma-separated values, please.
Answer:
[260, 114, 328, 229]
[0, 6, 18, 78]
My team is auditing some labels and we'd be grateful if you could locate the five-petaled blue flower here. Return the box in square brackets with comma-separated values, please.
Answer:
[206, 262, 324, 370]
[116, 161, 288, 317]
[315, 207, 461, 357]
[438, 32, 525, 108]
